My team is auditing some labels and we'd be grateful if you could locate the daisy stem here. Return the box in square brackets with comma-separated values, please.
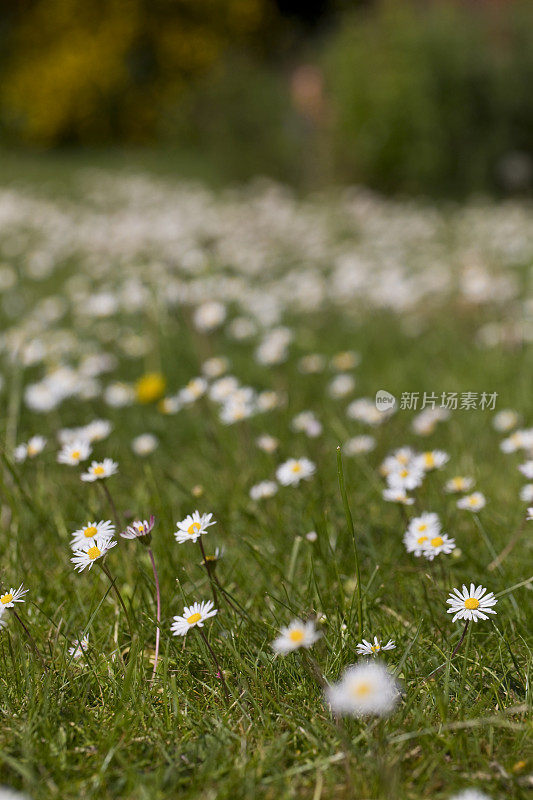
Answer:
[147, 547, 161, 683]
[100, 481, 122, 531]
[198, 538, 218, 607]
[336, 447, 363, 639]
[99, 562, 133, 642]
[12, 610, 46, 667]
[197, 627, 230, 703]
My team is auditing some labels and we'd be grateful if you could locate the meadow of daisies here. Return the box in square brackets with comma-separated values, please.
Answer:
[0, 161, 532, 800]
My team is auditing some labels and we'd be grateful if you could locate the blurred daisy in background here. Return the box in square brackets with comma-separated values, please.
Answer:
[131, 433, 159, 456]
[276, 458, 316, 486]
[81, 459, 118, 482]
[249, 481, 278, 500]
[326, 662, 399, 717]
[457, 492, 486, 511]
[57, 439, 91, 465]
[445, 476, 475, 493]
[272, 619, 321, 654]
[68, 634, 89, 660]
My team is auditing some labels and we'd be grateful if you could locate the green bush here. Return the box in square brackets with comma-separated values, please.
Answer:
[324, 0, 533, 196]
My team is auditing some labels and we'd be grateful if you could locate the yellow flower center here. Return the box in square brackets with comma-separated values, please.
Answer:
[291, 463, 302, 473]
[187, 612, 202, 625]
[135, 372, 166, 404]
[93, 466, 105, 476]
[431, 536, 443, 547]
[399, 469, 408, 478]
[418, 524, 427, 532]
[417, 535, 428, 545]
[469, 496, 477, 506]
[397, 454, 409, 464]
[424, 453, 435, 467]
[28, 444, 39, 456]
[352, 681, 372, 698]
[87, 546, 101, 560]
[464, 597, 479, 610]
[187, 522, 201, 535]
[452, 477, 462, 488]
[137, 524, 144, 533]
[1, 593, 13, 605]
[370, 645, 380, 652]
[84, 526, 97, 537]
[289, 629, 304, 643]
[71, 450, 80, 460]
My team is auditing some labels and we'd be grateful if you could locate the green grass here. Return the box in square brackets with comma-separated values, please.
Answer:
[0, 156, 532, 800]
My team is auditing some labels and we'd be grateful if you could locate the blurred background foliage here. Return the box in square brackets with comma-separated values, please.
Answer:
[1, 0, 533, 197]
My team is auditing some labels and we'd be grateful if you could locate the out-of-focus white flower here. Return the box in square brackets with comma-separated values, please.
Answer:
[193, 301, 226, 331]
[81, 459, 118, 482]
[57, 439, 92, 466]
[291, 411, 322, 438]
[256, 434, 279, 453]
[250, 481, 278, 500]
[445, 476, 475, 493]
[457, 492, 486, 512]
[131, 433, 159, 456]
[493, 409, 520, 432]
[276, 458, 316, 486]
[328, 374, 355, 399]
[272, 619, 321, 654]
[326, 662, 399, 717]
[344, 435, 375, 455]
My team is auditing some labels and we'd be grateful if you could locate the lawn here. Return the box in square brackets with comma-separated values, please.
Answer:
[0, 155, 532, 800]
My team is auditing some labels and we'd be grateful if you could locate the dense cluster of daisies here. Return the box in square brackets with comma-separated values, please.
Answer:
[1, 173, 532, 800]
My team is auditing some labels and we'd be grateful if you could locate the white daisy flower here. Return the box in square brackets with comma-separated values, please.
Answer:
[68, 634, 89, 659]
[13, 444, 28, 463]
[175, 511, 216, 544]
[387, 463, 425, 491]
[415, 450, 449, 472]
[178, 377, 208, 405]
[71, 520, 115, 548]
[131, 433, 158, 456]
[347, 398, 391, 426]
[518, 460, 533, 480]
[520, 484, 533, 503]
[249, 481, 278, 500]
[356, 636, 396, 656]
[256, 434, 279, 453]
[0, 583, 28, 608]
[344, 435, 376, 455]
[272, 619, 321, 654]
[422, 533, 456, 560]
[331, 351, 360, 371]
[57, 439, 92, 465]
[170, 599, 218, 636]
[408, 512, 441, 539]
[527, 507, 533, 520]
[326, 661, 399, 717]
[380, 447, 416, 476]
[208, 376, 240, 403]
[80, 458, 118, 482]
[500, 428, 533, 453]
[446, 583, 497, 623]
[201, 356, 229, 379]
[298, 353, 326, 373]
[26, 435, 47, 458]
[328, 373, 355, 399]
[493, 409, 520, 432]
[276, 458, 316, 486]
[444, 476, 475, 493]
[382, 488, 415, 505]
[291, 411, 322, 438]
[120, 516, 155, 541]
[83, 419, 113, 442]
[71, 536, 117, 572]
[457, 492, 486, 511]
